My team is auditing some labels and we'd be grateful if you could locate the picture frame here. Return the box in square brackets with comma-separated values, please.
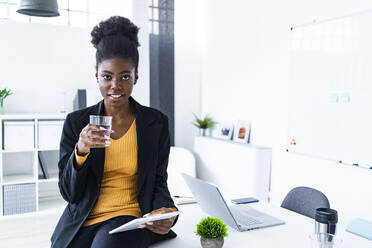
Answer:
[213, 122, 234, 140]
[233, 120, 251, 143]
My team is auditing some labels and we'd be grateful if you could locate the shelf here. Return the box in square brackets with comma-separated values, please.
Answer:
[2, 149, 35, 153]
[37, 148, 59, 152]
[194, 136, 272, 201]
[38, 178, 58, 183]
[0, 114, 66, 217]
[38, 173, 58, 183]
[195, 136, 272, 150]
[0, 113, 67, 120]
[2, 175, 35, 185]
[38, 196, 66, 212]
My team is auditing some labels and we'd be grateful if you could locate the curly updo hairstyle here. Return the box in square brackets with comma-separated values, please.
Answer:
[91, 16, 140, 72]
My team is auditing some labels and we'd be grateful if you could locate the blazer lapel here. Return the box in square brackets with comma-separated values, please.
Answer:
[136, 118, 150, 193]
[78, 100, 106, 185]
[130, 97, 158, 193]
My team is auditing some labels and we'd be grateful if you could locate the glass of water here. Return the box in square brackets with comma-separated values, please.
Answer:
[89, 115, 112, 147]
[309, 233, 342, 248]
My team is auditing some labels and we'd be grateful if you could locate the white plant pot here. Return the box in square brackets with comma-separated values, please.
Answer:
[199, 128, 211, 136]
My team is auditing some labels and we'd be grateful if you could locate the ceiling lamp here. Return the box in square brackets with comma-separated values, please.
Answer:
[17, 0, 60, 17]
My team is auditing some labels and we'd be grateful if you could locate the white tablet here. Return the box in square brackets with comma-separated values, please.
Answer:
[109, 211, 181, 234]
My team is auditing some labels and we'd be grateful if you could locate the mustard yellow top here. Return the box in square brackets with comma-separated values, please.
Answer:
[76, 120, 141, 227]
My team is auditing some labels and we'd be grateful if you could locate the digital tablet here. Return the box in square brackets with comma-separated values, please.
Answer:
[109, 211, 181, 234]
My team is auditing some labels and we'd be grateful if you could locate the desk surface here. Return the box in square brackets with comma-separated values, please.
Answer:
[152, 203, 372, 247]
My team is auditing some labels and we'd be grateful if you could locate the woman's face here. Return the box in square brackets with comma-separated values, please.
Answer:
[96, 57, 137, 106]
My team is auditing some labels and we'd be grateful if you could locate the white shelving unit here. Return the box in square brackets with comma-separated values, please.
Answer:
[0, 113, 66, 216]
[193, 136, 272, 202]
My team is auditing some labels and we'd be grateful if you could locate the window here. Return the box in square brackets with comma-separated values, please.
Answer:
[8, 2, 30, 22]
[148, 0, 158, 34]
[1, 0, 132, 27]
[148, 0, 173, 35]
[0, 2, 8, 19]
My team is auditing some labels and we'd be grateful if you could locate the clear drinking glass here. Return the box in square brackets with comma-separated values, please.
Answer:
[89, 115, 112, 147]
[309, 233, 343, 248]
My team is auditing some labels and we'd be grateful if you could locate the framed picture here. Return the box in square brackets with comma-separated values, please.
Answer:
[213, 122, 234, 140]
[233, 120, 251, 143]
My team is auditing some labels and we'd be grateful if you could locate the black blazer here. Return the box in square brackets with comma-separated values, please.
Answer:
[51, 97, 177, 248]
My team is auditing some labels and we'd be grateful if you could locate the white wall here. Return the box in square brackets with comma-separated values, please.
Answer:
[132, 0, 150, 106]
[175, 0, 372, 220]
[0, 2, 149, 114]
[174, 0, 203, 149]
[0, 20, 98, 113]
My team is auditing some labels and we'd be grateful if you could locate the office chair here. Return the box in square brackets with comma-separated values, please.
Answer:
[281, 186, 330, 219]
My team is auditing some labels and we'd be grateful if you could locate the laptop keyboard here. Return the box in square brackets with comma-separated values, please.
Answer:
[230, 208, 263, 226]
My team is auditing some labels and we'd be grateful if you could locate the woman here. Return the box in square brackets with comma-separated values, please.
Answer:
[51, 16, 178, 248]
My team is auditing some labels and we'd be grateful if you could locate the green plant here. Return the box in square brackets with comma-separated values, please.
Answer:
[192, 113, 217, 129]
[196, 217, 228, 239]
[0, 88, 12, 114]
[0, 88, 12, 100]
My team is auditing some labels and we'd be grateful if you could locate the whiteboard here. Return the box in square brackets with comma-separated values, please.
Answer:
[288, 10, 372, 167]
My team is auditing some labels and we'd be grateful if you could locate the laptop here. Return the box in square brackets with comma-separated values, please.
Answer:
[182, 173, 285, 231]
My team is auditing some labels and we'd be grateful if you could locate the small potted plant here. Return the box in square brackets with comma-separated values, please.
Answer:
[0, 88, 12, 114]
[196, 217, 228, 248]
[192, 113, 217, 136]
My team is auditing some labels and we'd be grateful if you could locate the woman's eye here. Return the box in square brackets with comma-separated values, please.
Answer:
[103, 75, 111, 80]
[122, 75, 130, 80]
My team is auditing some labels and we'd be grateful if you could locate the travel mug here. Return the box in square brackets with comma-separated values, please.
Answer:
[315, 208, 338, 235]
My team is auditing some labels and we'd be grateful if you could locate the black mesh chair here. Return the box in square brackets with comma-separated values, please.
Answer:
[281, 186, 330, 219]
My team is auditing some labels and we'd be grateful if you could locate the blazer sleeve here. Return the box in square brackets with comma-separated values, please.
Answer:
[58, 113, 90, 204]
[152, 114, 179, 225]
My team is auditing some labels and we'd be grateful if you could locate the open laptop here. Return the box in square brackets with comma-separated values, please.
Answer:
[182, 173, 285, 231]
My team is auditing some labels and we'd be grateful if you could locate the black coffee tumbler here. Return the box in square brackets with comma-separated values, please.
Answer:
[315, 208, 338, 243]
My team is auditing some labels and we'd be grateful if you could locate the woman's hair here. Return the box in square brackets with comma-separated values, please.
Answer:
[91, 16, 140, 72]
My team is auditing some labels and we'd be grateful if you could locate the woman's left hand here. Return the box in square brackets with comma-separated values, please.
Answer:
[140, 207, 175, 234]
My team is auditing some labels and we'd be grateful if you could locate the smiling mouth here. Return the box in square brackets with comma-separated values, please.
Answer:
[108, 94, 124, 101]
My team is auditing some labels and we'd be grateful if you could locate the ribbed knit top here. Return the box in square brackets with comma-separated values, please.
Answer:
[77, 120, 142, 227]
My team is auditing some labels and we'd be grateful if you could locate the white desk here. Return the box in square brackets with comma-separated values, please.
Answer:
[0, 202, 369, 247]
[152, 203, 372, 247]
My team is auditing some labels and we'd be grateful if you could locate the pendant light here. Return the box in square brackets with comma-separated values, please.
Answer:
[17, 0, 60, 17]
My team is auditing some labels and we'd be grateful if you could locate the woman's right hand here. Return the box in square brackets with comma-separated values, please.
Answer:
[76, 124, 113, 155]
